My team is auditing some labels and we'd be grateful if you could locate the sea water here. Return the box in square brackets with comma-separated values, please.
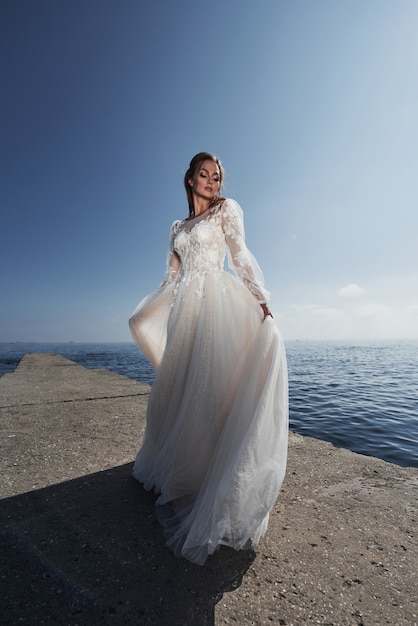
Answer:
[1, 340, 417, 468]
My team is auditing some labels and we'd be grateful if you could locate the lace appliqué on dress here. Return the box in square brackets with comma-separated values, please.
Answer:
[167, 200, 269, 304]
[221, 200, 269, 304]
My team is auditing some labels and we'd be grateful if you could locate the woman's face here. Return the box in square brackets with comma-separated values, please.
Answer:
[189, 159, 221, 201]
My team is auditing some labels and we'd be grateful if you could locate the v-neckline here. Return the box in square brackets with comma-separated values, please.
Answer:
[183, 201, 223, 224]
[185, 208, 211, 222]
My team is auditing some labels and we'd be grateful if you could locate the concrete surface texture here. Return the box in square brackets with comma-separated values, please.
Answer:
[0, 353, 417, 625]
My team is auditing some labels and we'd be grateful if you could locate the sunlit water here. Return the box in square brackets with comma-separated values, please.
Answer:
[1, 340, 417, 468]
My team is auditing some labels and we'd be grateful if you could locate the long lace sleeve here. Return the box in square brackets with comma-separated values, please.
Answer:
[160, 220, 181, 288]
[222, 199, 270, 304]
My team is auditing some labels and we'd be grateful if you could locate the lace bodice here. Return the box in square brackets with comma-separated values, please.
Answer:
[162, 199, 269, 304]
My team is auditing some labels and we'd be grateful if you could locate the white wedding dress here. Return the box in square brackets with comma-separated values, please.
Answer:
[129, 198, 288, 565]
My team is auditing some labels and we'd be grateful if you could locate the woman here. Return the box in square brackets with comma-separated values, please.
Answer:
[129, 152, 288, 566]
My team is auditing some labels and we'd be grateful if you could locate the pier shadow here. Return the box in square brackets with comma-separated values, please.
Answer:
[0, 463, 255, 625]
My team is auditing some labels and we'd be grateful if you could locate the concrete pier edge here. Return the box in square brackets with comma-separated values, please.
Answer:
[0, 353, 417, 625]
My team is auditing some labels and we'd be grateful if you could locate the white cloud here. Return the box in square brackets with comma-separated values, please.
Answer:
[274, 272, 418, 340]
[280, 302, 418, 340]
[353, 303, 390, 319]
[338, 283, 366, 298]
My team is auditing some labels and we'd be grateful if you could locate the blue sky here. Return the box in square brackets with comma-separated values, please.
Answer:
[1, 0, 417, 342]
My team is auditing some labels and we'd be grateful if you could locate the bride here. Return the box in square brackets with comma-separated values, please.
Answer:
[129, 152, 288, 565]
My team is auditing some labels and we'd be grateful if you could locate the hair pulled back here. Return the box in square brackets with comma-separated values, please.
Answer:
[184, 152, 225, 217]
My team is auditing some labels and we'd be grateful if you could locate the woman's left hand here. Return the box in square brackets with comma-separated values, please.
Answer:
[260, 303, 273, 320]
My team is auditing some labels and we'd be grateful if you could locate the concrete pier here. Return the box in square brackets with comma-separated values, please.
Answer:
[0, 353, 417, 625]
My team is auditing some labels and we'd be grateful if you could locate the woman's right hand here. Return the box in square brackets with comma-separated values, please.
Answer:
[260, 303, 273, 320]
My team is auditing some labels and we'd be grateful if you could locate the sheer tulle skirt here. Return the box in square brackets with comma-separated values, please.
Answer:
[129, 271, 288, 565]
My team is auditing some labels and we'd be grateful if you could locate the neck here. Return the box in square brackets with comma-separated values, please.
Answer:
[193, 196, 211, 217]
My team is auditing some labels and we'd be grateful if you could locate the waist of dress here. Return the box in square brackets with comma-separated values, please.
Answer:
[177, 268, 224, 277]
[172, 268, 226, 301]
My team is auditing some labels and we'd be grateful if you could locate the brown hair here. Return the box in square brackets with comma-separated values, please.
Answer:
[184, 152, 225, 217]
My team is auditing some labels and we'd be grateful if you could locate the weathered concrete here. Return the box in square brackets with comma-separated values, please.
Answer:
[0, 353, 417, 625]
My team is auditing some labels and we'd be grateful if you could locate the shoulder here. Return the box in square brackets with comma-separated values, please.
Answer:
[170, 219, 182, 230]
[169, 219, 182, 237]
[220, 198, 244, 219]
